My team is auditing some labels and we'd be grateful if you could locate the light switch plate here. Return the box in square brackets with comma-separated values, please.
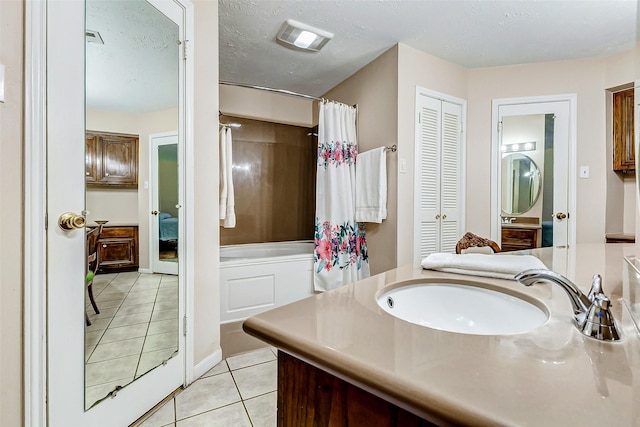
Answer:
[400, 158, 407, 174]
[0, 64, 5, 103]
[580, 165, 589, 179]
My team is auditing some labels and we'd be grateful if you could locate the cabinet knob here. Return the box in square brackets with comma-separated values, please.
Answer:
[442, 214, 447, 220]
[104, 173, 110, 177]
[86, 172, 90, 176]
[435, 214, 440, 220]
[102, 244, 107, 248]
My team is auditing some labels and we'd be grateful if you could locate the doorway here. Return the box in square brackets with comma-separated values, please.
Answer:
[151, 132, 180, 275]
[491, 95, 577, 250]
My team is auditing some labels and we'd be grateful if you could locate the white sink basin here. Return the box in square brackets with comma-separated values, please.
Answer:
[377, 282, 548, 335]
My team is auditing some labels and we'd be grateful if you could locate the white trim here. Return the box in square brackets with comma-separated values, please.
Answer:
[490, 94, 577, 248]
[138, 268, 153, 274]
[192, 348, 223, 380]
[149, 131, 180, 276]
[181, 0, 196, 386]
[24, 1, 47, 425]
[413, 86, 467, 260]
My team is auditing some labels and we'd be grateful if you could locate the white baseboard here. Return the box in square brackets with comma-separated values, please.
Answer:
[138, 268, 152, 274]
[192, 348, 222, 381]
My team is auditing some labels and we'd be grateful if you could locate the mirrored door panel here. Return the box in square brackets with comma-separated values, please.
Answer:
[84, 0, 180, 410]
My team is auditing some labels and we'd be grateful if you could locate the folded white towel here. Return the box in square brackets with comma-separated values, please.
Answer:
[421, 253, 548, 280]
[355, 147, 387, 223]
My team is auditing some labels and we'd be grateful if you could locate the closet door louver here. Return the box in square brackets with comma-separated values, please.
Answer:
[414, 94, 463, 260]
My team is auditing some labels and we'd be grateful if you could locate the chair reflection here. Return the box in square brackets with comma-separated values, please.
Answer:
[86, 224, 104, 326]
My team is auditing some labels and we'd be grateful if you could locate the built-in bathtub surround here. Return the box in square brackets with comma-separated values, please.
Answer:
[218, 114, 316, 245]
[220, 241, 316, 324]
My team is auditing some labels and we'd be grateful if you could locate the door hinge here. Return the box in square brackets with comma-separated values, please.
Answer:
[182, 40, 189, 60]
[418, 111, 421, 124]
[44, 213, 48, 230]
[497, 121, 503, 133]
[183, 315, 187, 336]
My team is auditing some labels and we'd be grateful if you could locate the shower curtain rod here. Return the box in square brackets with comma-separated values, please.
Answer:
[220, 80, 340, 104]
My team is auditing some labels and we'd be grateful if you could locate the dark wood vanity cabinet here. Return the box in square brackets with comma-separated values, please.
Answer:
[501, 227, 538, 252]
[97, 226, 139, 272]
[613, 88, 635, 172]
[86, 131, 139, 187]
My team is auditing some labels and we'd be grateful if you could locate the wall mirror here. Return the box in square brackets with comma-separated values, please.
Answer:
[501, 153, 541, 215]
[84, 0, 181, 410]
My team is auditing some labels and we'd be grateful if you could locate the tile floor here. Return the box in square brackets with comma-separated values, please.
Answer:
[137, 347, 278, 427]
[86, 271, 179, 408]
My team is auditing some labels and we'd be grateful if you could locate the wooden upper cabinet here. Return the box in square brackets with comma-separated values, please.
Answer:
[613, 88, 635, 172]
[86, 131, 139, 187]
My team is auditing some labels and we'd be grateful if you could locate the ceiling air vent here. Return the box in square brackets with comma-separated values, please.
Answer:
[85, 29, 104, 44]
[276, 19, 333, 52]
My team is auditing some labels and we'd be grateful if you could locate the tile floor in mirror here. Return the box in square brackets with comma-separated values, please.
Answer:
[136, 347, 277, 427]
[85, 272, 180, 409]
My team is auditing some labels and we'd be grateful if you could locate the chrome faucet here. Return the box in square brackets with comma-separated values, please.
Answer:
[515, 269, 620, 341]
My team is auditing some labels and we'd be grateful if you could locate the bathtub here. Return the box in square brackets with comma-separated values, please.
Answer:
[220, 241, 316, 323]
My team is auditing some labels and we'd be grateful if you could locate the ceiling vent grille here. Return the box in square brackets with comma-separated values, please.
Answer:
[85, 29, 104, 44]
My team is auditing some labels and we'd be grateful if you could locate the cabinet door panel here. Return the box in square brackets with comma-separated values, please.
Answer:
[85, 135, 99, 184]
[613, 88, 635, 172]
[100, 135, 138, 185]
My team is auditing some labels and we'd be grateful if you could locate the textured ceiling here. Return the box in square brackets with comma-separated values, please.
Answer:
[86, 0, 638, 113]
[86, 0, 179, 114]
[220, 0, 638, 97]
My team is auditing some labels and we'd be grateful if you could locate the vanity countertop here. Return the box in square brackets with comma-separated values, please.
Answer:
[501, 222, 542, 229]
[243, 243, 640, 426]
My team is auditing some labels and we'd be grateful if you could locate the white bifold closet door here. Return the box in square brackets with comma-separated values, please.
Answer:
[414, 93, 464, 260]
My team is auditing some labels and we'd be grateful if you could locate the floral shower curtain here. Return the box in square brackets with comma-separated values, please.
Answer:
[314, 101, 370, 292]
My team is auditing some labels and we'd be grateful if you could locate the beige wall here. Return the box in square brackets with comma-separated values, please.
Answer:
[193, 0, 220, 367]
[467, 48, 639, 245]
[396, 44, 468, 266]
[322, 45, 399, 275]
[220, 84, 314, 127]
[0, 1, 23, 426]
[86, 108, 179, 270]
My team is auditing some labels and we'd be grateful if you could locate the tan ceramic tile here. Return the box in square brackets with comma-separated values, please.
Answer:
[201, 360, 229, 378]
[147, 319, 178, 336]
[154, 300, 179, 311]
[226, 347, 276, 370]
[116, 302, 154, 316]
[176, 402, 250, 427]
[231, 360, 277, 400]
[151, 308, 178, 322]
[137, 347, 178, 377]
[244, 391, 277, 427]
[85, 355, 138, 387]
[110, 311, 152, 327]
[85, 318, 111, 334]
[100, 323, 149, 343]
[143, 331, 178, 352]
[88, 337, 145, 363]
[139, 398, 175, 427]
[121, 293, 158, 307]
[175, 372, 241, 420]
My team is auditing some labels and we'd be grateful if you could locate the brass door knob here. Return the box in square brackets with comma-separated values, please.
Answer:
[151, 210, 160, 215]
[58, 212, 86, 231]
[555, 212, 568, 220]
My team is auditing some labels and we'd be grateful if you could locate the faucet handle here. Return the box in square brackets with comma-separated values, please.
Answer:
[582, 292, 620, 341]
[587, 274, 603, 302]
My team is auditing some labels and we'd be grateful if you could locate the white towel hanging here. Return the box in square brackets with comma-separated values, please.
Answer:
[219, 127, 236, 228]
[355, 146, 387, 223]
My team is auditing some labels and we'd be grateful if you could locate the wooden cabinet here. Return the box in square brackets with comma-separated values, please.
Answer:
[97, 226, 139, 272]
[501, 227, 539, 252]
[86, 131, 139, 187]
[277, 351, 435, 426]
[613, 88, 635, 172]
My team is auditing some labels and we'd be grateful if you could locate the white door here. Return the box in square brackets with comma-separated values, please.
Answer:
[151, 133, 180, 275]
[414, 91, 465, 260]
[46, 1, 190, 425]
[492, 97, 576, 248]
